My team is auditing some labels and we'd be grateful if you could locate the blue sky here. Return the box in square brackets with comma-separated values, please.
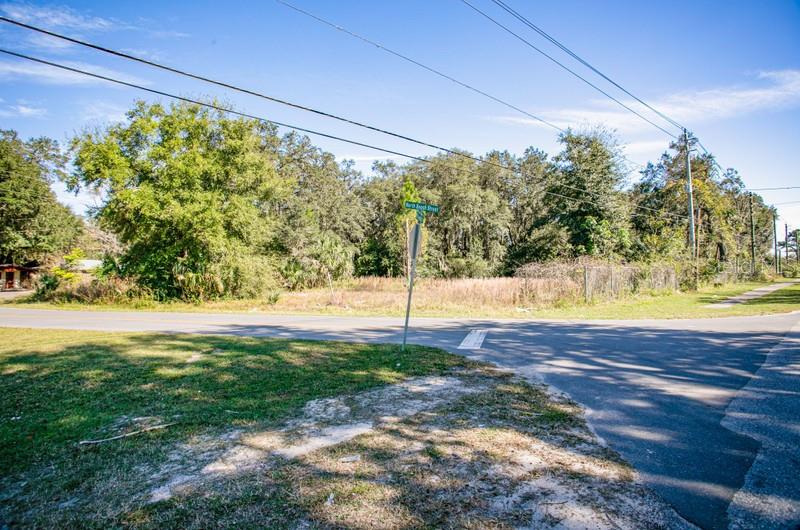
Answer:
[1, 0, 799, 230]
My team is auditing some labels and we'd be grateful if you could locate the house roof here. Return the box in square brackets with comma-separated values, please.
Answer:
[0, 264, 40, 271]
[77, 259, 103, 270]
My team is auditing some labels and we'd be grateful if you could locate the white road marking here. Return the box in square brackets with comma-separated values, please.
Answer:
[457, 329, 488, 350]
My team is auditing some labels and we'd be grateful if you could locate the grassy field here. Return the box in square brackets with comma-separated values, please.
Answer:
[531, 280, 800, 320]
[6, 279, 799, 320]
[0, 328, 468, 527]
[0, 328, 682, 528]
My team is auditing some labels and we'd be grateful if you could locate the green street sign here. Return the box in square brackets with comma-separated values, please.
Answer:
[404, 201, 440, 214]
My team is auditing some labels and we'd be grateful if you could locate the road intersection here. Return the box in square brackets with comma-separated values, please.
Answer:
[2, 307, 799, 529]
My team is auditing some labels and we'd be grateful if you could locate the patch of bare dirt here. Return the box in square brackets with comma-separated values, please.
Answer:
[281, 372, 694, 530]
[144, 375, 485, 502]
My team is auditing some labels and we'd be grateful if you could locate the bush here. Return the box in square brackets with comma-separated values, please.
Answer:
[33, 273, 60, 299]
[445, 256, 492, 279]
[169, 253, 281, 302]
[32, 275, 153, 305]
[783, 262, 800, 278]
[214, 253, 281, 300]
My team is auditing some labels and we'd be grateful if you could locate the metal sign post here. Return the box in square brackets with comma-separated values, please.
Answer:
[401, 201, 439, 350]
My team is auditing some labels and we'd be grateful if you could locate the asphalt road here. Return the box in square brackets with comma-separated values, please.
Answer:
[2, 307, 799, 530]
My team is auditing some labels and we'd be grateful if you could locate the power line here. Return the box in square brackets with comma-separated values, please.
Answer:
[0, 15, 503, 157]
[488, 0, 685, 132]
[272, 0, 651, 171]
[459, 0, 680, 139]
[0, 48, 686, 222]
[273, 0, 746, 212]
[692, 141, 797, 215]
[272, 0, 563, 133]
[0, 15, 647, 203]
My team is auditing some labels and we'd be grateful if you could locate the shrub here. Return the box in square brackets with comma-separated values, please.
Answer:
[214, 253, 281, 300]
[33, 273, 60, 299]
[783, 262, 800, 278]
[32, 275, 153, 305]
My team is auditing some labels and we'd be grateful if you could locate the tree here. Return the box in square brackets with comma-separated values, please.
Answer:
[630, 135, 773, 272]
[355, 165, 405, 277]
[70, 101, 287, 300]
[549, 129, 631, 258]
[0, 130, 83, 265]
[492, 148, 567, 271]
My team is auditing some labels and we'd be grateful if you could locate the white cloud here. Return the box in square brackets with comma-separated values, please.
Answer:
[23, 31, 75, 51]
[0, 3, 118, 31]
[623, 140, 671, 156]
[0, 3, 187, 52]
[0, 102, 46, 117]
[81, 101, 128, 124]
[0, 58, 150, 86]
[492, 70, 800, 134]
[339, 154, 402, 162]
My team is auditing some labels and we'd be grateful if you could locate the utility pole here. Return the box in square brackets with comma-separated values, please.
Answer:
[685, 129, 696, 258]
[748, 193, 756, 275]
[773, 212, 779, 275]
[684, 129, 698, 288]
[787, 224, 790, 263]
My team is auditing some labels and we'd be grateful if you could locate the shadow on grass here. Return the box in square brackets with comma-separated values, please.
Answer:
[0, 332, 465, 477]
[3, 310, 799, 529]
[115, 372, 660, 530]
[742, 285, 800, 306]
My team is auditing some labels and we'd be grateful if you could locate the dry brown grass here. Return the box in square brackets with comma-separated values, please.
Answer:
[269, 276, 583, 317]
[269, 263, 677, 317]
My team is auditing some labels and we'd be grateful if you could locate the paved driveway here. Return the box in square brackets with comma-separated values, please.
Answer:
[1, 307, 799, 529]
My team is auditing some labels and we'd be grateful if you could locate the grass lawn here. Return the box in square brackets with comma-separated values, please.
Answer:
[6, 280, 799, 320]
[0, 328, 685, 528]
[0, 328, 466, 527]
[531, 280, 800, 320]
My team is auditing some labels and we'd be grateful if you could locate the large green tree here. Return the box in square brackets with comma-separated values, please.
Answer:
[548, 129, 631, 258]
[70, 101, 288, 300]
[66, 98, 777, 293]
[630, 135, 774, 270]
[0, 130, 82, 265]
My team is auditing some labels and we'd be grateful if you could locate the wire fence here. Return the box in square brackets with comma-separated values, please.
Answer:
[713, 257, 776, 284]
[516, 261, 678, 303]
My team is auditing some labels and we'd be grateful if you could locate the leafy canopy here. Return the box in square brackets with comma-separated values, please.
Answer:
[0, 130, 82, 265]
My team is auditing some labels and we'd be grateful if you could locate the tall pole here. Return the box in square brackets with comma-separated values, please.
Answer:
[748, 193, 756, 275]
[685, 129, 698, 288]
[773, 212, 780, 275]
[786, 224, 790, 263]
[685, 129, 696, 258]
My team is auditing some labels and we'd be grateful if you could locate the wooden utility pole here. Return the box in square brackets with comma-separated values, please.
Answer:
[684, 129, 698, 288]
[685, 130, 696, 258]
[787, 224, 790, 263]
[748, 193, 756, 275]
[773, 212, 780, 275]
